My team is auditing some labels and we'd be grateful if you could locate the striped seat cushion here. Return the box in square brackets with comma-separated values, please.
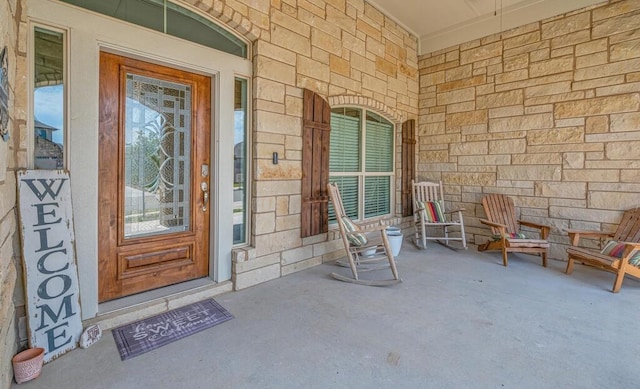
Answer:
[417, 200, 446, 223]
[491, 232, 527, 241]
[601, 240, 640, 266]
[340, 216, 368, 246]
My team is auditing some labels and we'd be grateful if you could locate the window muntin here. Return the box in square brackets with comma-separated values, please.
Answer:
[233, 78, 248, 245]
[33, 27, 65, 169]
[329, 107, 394, 222]
[60, 0, 247, 58]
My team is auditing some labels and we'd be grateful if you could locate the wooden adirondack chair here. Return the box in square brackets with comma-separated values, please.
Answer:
[478, 194, 550, 267]
[411, 180, 467, 249]
[327, 183, 401, 286]
[565, 208, 640, 293]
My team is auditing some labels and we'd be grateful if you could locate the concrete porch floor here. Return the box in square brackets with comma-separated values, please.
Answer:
[12, 242, 640, 389]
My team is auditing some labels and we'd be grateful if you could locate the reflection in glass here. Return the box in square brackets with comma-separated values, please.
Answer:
[233, 78, 248, 245]
[60, 0, 247, 58]
[34, 27, 64, 169]
[124, 73, 192, 238]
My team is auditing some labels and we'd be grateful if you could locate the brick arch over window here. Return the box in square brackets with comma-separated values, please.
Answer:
[178, 0, 260, 42]
[328, 95, 405, 123]
[328, 95, 415, 218]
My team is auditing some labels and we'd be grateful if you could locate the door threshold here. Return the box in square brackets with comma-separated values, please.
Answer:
[86, 279, 233, 330]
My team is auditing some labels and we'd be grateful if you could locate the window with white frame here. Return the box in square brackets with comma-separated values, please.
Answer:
[329, 107, 395, 222]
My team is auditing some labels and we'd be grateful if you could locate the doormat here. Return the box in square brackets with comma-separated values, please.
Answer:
[112, 299, 233, 360]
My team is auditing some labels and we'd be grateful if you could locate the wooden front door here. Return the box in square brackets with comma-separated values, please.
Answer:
[98, 52, 211, 302]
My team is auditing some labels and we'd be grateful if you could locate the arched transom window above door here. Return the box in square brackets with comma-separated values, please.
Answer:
[59, 0, 248, 58]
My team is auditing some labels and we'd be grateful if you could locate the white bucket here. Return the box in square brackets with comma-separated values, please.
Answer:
[386, 227, 403, 257]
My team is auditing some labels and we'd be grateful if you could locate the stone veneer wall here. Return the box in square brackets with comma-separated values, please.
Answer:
[216, 0, 420, 289]
[1, 0, 22, 386]
[418, 0, 640, 260]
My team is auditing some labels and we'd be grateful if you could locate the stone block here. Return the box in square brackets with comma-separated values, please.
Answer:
[489, 113, 553, 132]
[254, 196, 276, 213]
[512, 153, 562, 165]
[592, 10, 640, 39]
[418, 150, 449, 163]
[596, 82, 640, 97]
[460, 42, 502, 65]
[563, 169, 620, 182]
[256, 160, 302, 180]
[525, 105, 553, 114]
[575, 58, 640, 80]
[606, 140, 640, 160]
[298, 55, 330, 82]
[281, 257, 323, 276]
[503, 53, 529, 72]
[563, 152, 585, 169]
[527, 127, 584, 145]
[421, 71, 445, 87]
[312, 29, 342, 56]
[530, 48, 550, 62]
[276, 214, 300, 231]
[585, 116, 609, 134]
[254, 212, 276, 235]
[551, 206, 622, 224]
[276, 196, 289, 216]
[495, 69, 529, 84]
[254, 229, 302, 257]
[256, 143, 285, 159]
[477, 90, 523, 109]
[312, 238, 343, 256]
[436, 87, 475, 105]
[535, 182, 586, 199]
[281, 245, 313, 265]
[488, 105, 524, 119]
[525, 81, 571, 98]
[447, 101, 476, 114]
[256, 56, 296, 85]
[550, 30, 591, 49]
[446, 110, 487, 127]
[575, 38, 608, 56]
[610, 112, 640, 132]
[271, 9, 310, 37]
[419, 122, 445, 136]
[234, 263, 281, 290]
[375, 56, 397, 77]
[541, 12, 590, 40]
[489, 138, 527, 154]
[450, 141, 488, 156]
[504, 31, 540, 49]
[621, 170, 640, 183]
[554, 94, 640, 118]
[529, 56, 574, 78]
[437, 75, 486, 92]
[504, 41, 548, 58]
[555, 118, 585, 127]
[329, 54, 350, 77]
[457, 155, 510, 166]
[576, 51, 608, 69]
[445, 65, 473, 82]
[254, 180, 300, 197]
[589, 191, 640, 210]
[442, 172, 496, 186]
[497, 165, 561, 181]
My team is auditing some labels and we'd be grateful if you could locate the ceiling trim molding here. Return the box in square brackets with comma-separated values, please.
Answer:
[419, 0, 605, 55]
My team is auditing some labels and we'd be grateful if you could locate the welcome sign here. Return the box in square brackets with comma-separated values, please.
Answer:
[17, 170, 82, 362]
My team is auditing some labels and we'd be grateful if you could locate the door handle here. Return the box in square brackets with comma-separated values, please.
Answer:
[201, 182, 209, 212]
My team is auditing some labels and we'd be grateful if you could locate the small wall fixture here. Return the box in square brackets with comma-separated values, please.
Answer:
[272, 152, 278, 164]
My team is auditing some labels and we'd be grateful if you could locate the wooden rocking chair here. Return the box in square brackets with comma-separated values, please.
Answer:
[412, 180, 467, 249]
[478, 194, 550, 267]
[565, 208, 640, 293]
[328, 183, 401, 286]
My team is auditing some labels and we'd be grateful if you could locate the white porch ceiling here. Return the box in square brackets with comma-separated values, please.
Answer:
[367, 0, 606, 55]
